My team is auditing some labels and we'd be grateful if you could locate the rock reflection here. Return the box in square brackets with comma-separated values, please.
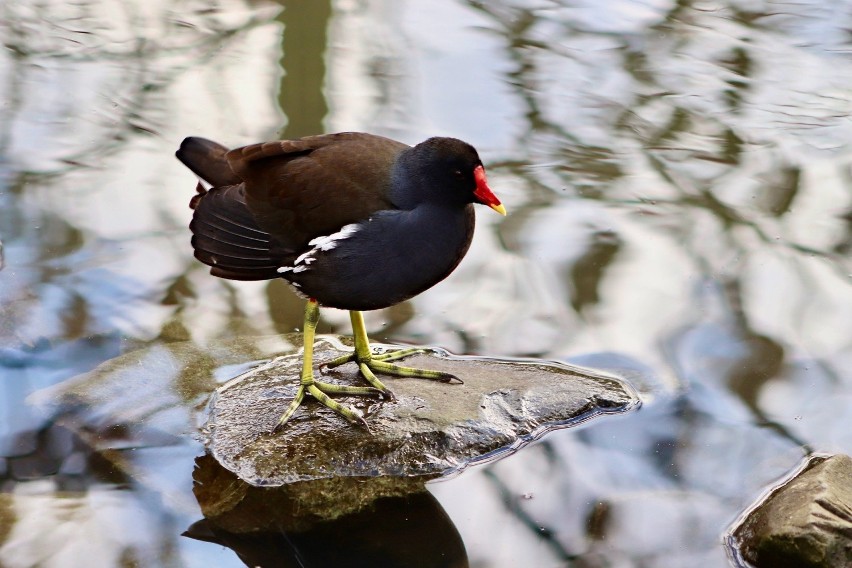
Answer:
[186, 454, 468, 568]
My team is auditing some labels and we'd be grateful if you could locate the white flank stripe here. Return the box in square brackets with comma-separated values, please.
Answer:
[277, 223, 360, 275]
[308, 223, 359, 251]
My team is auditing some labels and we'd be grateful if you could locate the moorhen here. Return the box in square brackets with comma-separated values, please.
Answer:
[176, 132, 505, 429]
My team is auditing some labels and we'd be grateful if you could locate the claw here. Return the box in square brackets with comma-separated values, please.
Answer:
[273, 303, 461, 433]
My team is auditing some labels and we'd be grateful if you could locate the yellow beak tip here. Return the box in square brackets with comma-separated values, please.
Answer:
[491, 203, 508, 216]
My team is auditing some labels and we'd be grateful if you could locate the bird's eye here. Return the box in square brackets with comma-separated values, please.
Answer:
[453, 169, 463, 178]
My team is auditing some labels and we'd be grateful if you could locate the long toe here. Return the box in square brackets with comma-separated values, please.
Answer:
[306, 383, 371, 428]
[366, 358, 462, 384]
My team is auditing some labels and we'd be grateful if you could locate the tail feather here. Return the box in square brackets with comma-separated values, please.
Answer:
[176, 137, 241, 187]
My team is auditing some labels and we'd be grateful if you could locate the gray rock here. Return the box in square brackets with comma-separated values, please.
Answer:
[731, 453, 852, 568]
[202, 336, 640, 486]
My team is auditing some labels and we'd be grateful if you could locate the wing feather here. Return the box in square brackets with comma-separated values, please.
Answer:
[189, 184, 288, 281]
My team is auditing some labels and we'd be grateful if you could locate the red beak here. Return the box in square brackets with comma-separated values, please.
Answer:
[472, 165, 507, 216]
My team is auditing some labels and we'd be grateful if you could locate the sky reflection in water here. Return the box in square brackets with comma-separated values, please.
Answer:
[1, 0, 851, 566]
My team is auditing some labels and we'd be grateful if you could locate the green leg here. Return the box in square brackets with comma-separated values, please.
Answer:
[322, 311, 460, 386]
[275, 300, 383, 431]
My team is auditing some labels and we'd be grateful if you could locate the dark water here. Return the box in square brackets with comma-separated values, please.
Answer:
[1, 0, 851, 566]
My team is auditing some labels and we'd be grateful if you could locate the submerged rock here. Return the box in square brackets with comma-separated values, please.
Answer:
[731, 453, 852, 568]
[203, 336, 640, 486]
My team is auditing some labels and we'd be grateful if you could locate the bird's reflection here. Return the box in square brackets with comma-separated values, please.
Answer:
[184, 454, 468, 568]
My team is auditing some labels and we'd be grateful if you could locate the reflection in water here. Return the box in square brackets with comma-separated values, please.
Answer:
[0, 417, 176, 566]
[186, 454, 468, 568]
[277, 0, 332, 140]
[1, 0, 852, 566]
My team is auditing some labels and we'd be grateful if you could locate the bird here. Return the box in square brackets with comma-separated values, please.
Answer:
[176, 132, 505, 430]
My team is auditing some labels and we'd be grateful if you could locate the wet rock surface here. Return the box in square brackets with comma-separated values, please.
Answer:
[202, 336, 640, 486]
[732, 454, 852, 568]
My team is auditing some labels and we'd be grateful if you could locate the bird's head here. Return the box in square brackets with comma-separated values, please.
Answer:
[401, 137, 506, 215]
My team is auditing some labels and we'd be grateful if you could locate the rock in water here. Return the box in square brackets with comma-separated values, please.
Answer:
[731, 453, 852, 568]
[202, 336, 640, 486]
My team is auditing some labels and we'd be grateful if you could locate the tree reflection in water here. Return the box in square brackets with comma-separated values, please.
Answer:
[1, 0, 851, 566]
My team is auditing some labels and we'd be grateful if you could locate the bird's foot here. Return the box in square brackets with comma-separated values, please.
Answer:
[274, 379, 385, 432]
[321, 347, 462, 395]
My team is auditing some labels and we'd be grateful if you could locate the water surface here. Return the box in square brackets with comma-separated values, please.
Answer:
[1, 0, 851, 566]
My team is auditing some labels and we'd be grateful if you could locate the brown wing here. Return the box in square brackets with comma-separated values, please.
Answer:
[189, 184, 287, 281]
[226, 132, 408, 250]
